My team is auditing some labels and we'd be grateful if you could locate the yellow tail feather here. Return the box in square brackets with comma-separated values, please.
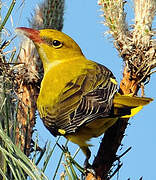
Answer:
[113, 93, 153, 118]
[113, 93, 153, 108]
[120, 106, 143, 118]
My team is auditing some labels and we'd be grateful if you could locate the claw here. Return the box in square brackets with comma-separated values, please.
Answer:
[84, 164, 96, 177]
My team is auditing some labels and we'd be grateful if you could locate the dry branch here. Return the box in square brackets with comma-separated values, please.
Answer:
[15, 40, 40, 155]
[86, 0, 156, 179]
[15, 0, 64, 156]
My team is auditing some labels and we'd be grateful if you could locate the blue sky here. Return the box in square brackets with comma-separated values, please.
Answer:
[2, 0, 156, 179]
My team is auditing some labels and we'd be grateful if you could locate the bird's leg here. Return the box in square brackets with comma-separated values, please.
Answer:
[83, 147, 91, 169]
[81, 147, 96, 176]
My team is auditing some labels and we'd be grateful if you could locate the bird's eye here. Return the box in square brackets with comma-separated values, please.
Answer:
[52, 40, 63, 48]
[42, 37, 63, 48]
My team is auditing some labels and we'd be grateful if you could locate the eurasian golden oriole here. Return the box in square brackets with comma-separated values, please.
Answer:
[16, 27, 153, 165]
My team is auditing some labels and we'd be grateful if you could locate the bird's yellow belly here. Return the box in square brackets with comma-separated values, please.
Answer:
[66, 117, 118, 148]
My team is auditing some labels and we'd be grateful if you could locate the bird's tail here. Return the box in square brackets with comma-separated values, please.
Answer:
[113, 93, 153, 118]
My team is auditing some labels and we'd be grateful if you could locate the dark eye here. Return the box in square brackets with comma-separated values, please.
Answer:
[52, 40, 63, 48]
[42, 37, 63, 48]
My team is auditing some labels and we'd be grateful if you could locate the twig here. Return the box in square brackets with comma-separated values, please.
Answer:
[0, 0, 16, 31]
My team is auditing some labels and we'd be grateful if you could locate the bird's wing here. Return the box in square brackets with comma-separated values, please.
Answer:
[53, 63, 118, 135]
[42, 63, 117, 136]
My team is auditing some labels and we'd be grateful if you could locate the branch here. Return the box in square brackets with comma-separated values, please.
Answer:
[99, 0, 128, 39]
[133, 0, 156, 46]
[15, 40, 40, 155]
[86, 0, 156, 179]
[15, 0, 65, 156]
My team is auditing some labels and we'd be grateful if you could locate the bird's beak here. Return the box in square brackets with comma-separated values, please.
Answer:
[16, 27, 43, 43]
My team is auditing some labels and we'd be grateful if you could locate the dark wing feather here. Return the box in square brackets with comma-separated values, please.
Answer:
[64, 73, 117, 134]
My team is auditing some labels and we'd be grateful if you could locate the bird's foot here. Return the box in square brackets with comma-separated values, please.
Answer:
[83, 159, 96, 176]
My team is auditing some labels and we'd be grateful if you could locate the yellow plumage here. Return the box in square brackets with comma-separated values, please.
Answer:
[16, 27, 153, 163]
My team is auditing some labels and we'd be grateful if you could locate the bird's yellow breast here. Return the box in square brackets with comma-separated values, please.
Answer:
[37, 58, 96, 118]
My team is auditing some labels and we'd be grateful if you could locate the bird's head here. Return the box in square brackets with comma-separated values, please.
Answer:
[16, 27, 83, 71]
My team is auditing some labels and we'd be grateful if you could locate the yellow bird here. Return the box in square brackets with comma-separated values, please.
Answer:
[16, 27, 153, 166]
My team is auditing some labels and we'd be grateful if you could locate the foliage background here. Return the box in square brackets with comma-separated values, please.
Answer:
[1, 0, 156, 179]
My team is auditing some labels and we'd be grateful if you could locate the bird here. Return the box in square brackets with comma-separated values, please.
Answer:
[16, 27, 153, 167]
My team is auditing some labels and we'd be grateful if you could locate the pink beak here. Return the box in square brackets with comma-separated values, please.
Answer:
[16, 27, 43, 43]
